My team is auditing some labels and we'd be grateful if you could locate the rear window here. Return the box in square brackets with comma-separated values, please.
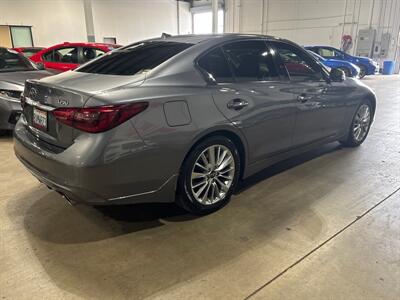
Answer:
[77, 41, 192, 75]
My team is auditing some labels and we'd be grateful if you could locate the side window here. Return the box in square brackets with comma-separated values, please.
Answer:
[197, 47, 233, 83]
[43, 47, 78, 63]
[82, 47, 105, 63]
[42, 50, 54, 62]
[272, 42, 323, 81]
[318, 48, 336, 58]
[222, 40, 279, 82]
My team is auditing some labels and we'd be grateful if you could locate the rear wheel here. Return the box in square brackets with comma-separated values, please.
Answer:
[340, 102, 372, 147]
[177, 136, 240, 214]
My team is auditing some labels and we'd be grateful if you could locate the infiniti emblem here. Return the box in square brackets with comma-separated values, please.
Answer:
[28, 87, 38, 100]
[57, 98, 69, 106]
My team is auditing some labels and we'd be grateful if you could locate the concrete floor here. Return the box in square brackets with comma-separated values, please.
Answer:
[0, 75, 399, 300]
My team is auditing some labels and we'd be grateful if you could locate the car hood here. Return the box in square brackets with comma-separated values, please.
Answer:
[0, 70, 52, 91]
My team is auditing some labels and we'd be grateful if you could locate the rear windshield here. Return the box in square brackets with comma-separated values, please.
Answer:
[0, 48, 36, 72]
[77, 41, 192, 75]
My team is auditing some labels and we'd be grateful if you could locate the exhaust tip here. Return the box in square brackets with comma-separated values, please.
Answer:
[56, 191, 77, 206]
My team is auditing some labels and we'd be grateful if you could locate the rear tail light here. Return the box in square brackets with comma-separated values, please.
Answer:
[52, 102, 148, 133]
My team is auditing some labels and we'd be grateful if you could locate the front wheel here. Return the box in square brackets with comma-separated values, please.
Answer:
[358, 65, 367, 79]
[177, 136, 240, 215]
[340, 102, 372, 147]
[338, 67, 351, 77]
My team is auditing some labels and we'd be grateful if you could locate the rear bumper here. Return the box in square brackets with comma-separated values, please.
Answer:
[13, 117, 178, 205]
[0, 97, 21, 130]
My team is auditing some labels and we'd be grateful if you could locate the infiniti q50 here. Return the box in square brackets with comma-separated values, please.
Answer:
[14, 34, 376, 214]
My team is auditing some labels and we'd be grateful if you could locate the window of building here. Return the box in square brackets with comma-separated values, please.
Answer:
[10, 26, 33, 47]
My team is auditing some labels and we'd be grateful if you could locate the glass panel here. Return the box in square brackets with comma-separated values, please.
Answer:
[43, 47, 78, 63]
[0, 48, 35, 72]
[103, 37, 117, 44]
[318, 48, 336, 58]
[198, 47, 233, 83]
[10, 26, 33, 47]
[82, 47, 106, 63]
[223, 40, 279, 82]
[272, 42, 323, 81]
[78, 42, 192, 75]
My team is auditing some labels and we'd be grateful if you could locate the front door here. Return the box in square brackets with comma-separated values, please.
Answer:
[197, 40, 297, 165]
[270, 41, 347, 146]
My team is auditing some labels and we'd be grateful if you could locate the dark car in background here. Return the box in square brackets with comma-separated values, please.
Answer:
[14, 34, 376, 214]
[12, 47, 45, 58]
[0, 47, 52, 134]
[29, 42, 121, 72]
[305, 45, 379, 78]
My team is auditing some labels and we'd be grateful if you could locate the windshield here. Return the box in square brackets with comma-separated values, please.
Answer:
[77, 41, 192, 75]
[0, 48, 36, 72]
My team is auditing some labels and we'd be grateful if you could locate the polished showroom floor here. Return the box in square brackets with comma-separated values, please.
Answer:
[1, 75, 399, 299]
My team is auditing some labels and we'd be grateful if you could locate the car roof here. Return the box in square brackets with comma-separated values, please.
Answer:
[304, 45, 338, 49]
[134, 33, 285, 45]
[45, 42, 121, 49]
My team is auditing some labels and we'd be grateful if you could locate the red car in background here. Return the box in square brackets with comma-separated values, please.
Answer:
[12, 47, 45, 58]
[29, 42, 121, 72]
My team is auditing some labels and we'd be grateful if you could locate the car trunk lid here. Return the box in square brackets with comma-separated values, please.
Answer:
[22, 71, 145, 149]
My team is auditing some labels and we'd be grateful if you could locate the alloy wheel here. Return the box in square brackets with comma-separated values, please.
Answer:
[353, 104, 371, 142]
[190, 145, 236, 205]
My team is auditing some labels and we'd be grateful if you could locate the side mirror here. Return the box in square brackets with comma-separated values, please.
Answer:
[36, 62, 45, 70]
[330, 68, 345, 82]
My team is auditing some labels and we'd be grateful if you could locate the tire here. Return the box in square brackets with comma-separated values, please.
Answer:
[177, 136, 241, 215]
[340, 101, 372, 147]
[338, 67, 351, 77]
[358, 65, 367, 79]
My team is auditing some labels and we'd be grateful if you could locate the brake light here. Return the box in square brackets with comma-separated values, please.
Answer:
[52, 102, 148, 133]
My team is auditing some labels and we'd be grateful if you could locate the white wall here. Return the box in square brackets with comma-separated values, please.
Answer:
[0, 0, 192, 47]
[91, 0, 186, 45]
[225, 0, 400, 60]
[0, 0, 87, 47]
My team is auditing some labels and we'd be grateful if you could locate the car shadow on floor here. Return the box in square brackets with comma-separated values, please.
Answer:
[17, 142, 345, 299]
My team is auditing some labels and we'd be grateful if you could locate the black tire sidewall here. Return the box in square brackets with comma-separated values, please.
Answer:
[178, 136, 240, 214]
[358, 65, 367, 78]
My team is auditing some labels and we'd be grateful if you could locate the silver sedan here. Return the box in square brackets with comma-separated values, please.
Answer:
[14, 34, 376, 214]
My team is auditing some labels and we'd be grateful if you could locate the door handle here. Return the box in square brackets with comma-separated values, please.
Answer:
[227, 99, 248, 110]
[297, 94, 312, 103]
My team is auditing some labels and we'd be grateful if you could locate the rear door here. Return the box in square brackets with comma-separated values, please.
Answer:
[42, 46, 79, 72]
[270, 41, 347, 146]
[198, 40, 297, 164]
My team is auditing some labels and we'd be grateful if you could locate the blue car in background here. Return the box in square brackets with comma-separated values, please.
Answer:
[305, 45, 379, 78]
[307, 50, 360, 78]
